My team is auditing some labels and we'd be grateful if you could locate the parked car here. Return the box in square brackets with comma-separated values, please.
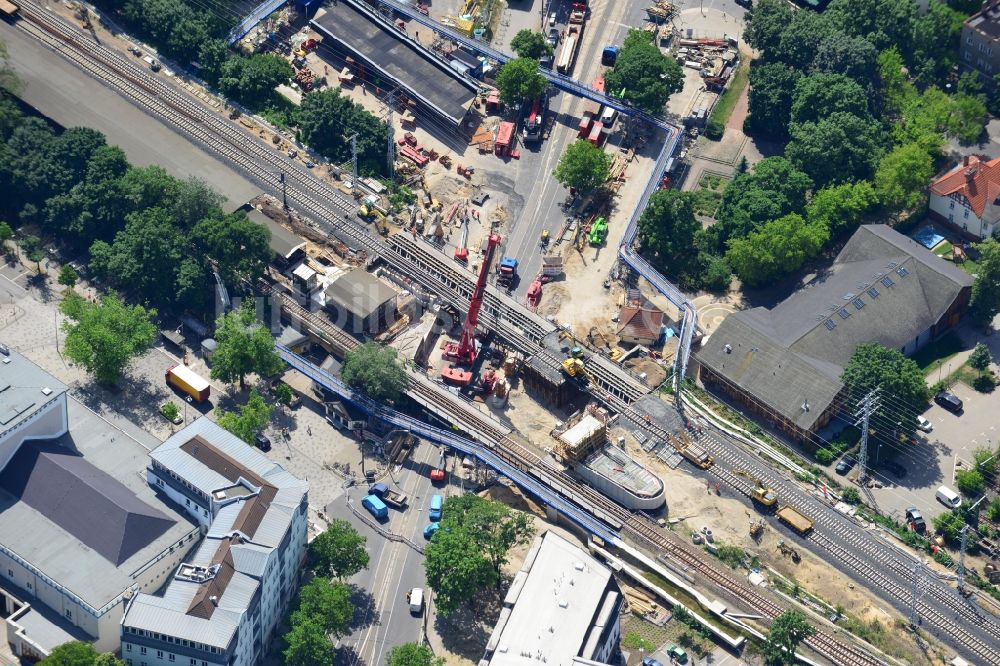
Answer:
[641, 658, 664, 666]
[916, 415, 933, 432]
[735, 0, 752, 7]
[665, 645, 688, 664]
[936, 485, 962, 509]
[934, 391, 963, 413]
[547, 27, 559, 47]
[835, 455, 857, 475]
[905, 507, 926, 533]
[881, 460, 906, 478]
[423, 523, 440, 540]
[255, 433, 271, 452]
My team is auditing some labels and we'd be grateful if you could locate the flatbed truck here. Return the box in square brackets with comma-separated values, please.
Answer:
[777, 505, 813, 534]
[369, 482, 408, 509]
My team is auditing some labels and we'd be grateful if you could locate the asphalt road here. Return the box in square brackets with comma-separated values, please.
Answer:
[0, 18, 261, 209]
[329, 440, 448, 666]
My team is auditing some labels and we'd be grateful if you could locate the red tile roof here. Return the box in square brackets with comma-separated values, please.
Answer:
[617, 306, 665, 343]
[930, 154, 1000, 217]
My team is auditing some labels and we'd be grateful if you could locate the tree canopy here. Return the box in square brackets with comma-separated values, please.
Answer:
[510, 30, 552, 59]
[386, 643, 443, 666]
[785, 111, 884, 187]
[971, 238, 1000, 326]
[283, 617, 334, 666]
[342, 342, 408, 402]
[495, 58, 548, 105]
[218, 53, 293, 108]
[554, 139, 611, 194]
[638, 190, 699, 274]
[841, 343, 930, 445]
[60, 291, 157, 385]
[193, 211, 271, 286]
[40, 642, 125, 666]
[725, 214, 828, 287]
[605, 29, 683, 114]
[873, 142, 934, 214]
[292, 578, 354, 637]
[296, 89, 390, 177]
[763, 610, 816, 665]
[309, 519, 370, 580]
[210, 301, 284, 388]
[216, 389, 273, 445]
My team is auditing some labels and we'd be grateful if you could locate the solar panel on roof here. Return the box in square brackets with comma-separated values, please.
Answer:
[824, 319, 836, 331]
[896, 266, 909, 277]
[853, 298, 865, 310]
[867, 287, 879, 298]
[880, 276, 894, 288]
[838, 308, 851, 320]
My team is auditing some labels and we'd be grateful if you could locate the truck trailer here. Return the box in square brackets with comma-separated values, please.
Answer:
[166, 364, 210, 402]
[369, 482, 408, 509]
[777, 505, 814, 534]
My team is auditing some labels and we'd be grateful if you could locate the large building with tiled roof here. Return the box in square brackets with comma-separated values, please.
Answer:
[121, 418, 308, 666]
[928, 154, 1000, 239]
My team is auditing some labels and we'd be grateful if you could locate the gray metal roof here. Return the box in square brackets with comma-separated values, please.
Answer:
[325, 269, 398, 321]
[246, 209, 306, 260]
[0, 347, 67, 435]
[0, 398, 196, 613]
[0, 442, 176, 565]
[697, 225, 973, 432]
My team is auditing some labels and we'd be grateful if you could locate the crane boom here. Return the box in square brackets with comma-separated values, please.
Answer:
[443, 232, 501, 364]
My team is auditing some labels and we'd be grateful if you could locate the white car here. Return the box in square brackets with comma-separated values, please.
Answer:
[916, 415, 933, 432]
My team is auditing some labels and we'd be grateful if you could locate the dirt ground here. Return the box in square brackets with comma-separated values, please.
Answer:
[617, 427, 952, 666]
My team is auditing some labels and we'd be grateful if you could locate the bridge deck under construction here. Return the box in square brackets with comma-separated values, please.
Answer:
[310, 2, 478, 127]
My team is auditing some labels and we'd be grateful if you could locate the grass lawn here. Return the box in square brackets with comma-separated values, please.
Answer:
[707, 59, 749, 129]
[693, 173, 730, 217]
[911, 331, 965, 374]
[932, 240, 953, 256]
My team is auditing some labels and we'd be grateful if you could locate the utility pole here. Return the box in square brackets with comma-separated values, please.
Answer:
[349, 133, 359, 183]
[279, 172, 288, 210]
[958, 525, 970, 593]
[855, 390, 878, 484]
[384, 90, 397, 180]
[909, 560, 927, 625]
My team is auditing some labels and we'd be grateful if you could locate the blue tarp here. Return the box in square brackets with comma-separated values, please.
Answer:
[913, 226, 945, 250]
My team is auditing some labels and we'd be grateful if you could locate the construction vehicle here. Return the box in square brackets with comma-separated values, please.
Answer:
[523, 95, 546, 143]
[0, 0, 19, 20]
[526, 275, 543, 310]
[540, 229, 550, 247]
[557, 21, 584, 74]
[735, 470, 778, 507]
[777, 539, 801, 563]
[579, 74, 604, 137]
[166, 365, 210, 403]
[746, 511, 765, 540]
[441, 233, 501, 384]
[561, 357, 592, 381]
[454, 218, 469, 262]
[777, 506, 814, 535]
[670, 433, 713, 469]
[369, 482, 408, 509]
[497, 256, 518, 290]
[588, 217, 608, 245]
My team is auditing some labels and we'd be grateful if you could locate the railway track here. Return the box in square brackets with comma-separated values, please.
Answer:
[12, 5, 992, 662]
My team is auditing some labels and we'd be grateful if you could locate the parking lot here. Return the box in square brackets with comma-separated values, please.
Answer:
[867, 381, 995, 523]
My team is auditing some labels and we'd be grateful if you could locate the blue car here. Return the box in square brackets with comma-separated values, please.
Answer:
[423, 523, 440, 540]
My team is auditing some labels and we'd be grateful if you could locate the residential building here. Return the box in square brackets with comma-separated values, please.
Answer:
[961, 2, 1000, 87]
[0, 349, 198, 657]
[122, 418, 309, 666]
[481, 531, 622, 666]
[929, 154, 1000, 239]
[696, 225, 972, 445]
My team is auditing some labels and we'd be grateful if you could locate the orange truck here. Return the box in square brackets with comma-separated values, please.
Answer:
[166, 364, 211, 403]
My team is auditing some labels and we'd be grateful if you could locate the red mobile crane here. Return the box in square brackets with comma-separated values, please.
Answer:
[441, 232, 502, 385]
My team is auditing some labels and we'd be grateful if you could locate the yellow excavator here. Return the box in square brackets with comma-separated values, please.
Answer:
[735, 470, 778, 507]
[561, 357, 593, 382]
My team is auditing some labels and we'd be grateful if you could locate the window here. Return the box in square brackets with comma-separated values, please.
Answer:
[126, 661, 132, 666]
[169, 655, 175, 663]
[26, 582, 31, 590]
[127, 646, 132, 653]
[895, 266, 909, 277]
[185, 499, 190, 506]
[190, 660, 196, 666]
[140, 648, 147, 656]
[838, 308, 851, 320]
[950, 200, 955, 209]
[824, 319, 835, 331]
[964, 208, 970, 219]
[64, 609, 72, 619]
[157, 651, 163, 659]
[867, 287, 879, 299]
[881, 276, 894, 288]
[853, 298, 864, 310]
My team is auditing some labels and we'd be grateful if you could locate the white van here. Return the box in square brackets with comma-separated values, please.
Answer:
[600, 106, 618, 127]
[936, 485, 961, 509]
[408, 587, 424, 615]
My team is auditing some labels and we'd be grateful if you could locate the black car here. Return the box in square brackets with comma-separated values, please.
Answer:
[735, 0, 752, 7]
[905, 507, 926, 533]
[882, 460, 907, 478]
[547, 27, 559, 48]
[934, 391, 963, 413]
[835, 455, 856, 475]
[255, 433, 272, 452]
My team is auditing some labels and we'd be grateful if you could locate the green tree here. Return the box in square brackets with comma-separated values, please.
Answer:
[973, 445, 997, 476]
[296, 89, 389, 177]
[786, 112, 884, 187]
[713, 157, 813, 248]
[40, 641, 99, 666]
[495, 57, 548, 105]
[873, 142, 934, 215]
[94, 654, 126, 666]
[971, 238, 1000, 326]
[424, 523, 497, 615]
[386, 643, 443, 666]
[0, 221, 11, 253]
[986, 496, 1000, 522]
[282, 617, 333, 666]
[605, 29, 683, 114]
[0, 37, 20, 93]
[725, 214, 829, 287]
[763, 610, 816, 665]
[58, 264, 79, 288]
[309, 519, 370, 580]
[60, 291, 157, 385]
[342, 342, 408, 402]
[638, 190, 699, 274]
[969, 343, 993, 373]
[956, 468, 985, 496]
[19, 234, 44, 271]
[210, 301, 284, 388]
[198, 38, 230, 86]
[193, 211, 271, 285]
[274, 382, 294, 406]
[841, 343, 930, 444]
[553, 139, 611, 194]
[790, 74, 870, 126]
[218, 53, 293, 107]
[772, 10, 831, 70]
[841, 486, 861, 504]
[805, 181, 878, 238]
[217, 389, 273, 444]
[933, 510, 967, 545]
[746, 63, 801, 137]
[742, 0, 794, 56]
[811, 32, 878, 83]
[292, 578, 354, 637]
[440, 494, 535, 577]
[510, 30, 552, 59]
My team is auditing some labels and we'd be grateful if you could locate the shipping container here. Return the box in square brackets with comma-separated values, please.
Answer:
[165, 364, 210, 402]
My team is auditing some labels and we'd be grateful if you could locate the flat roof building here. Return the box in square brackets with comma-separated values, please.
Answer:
[246, 208, 307, 266]
[481, 532, 622, 666]
[317, 269, 398, 336]
[122, 418, 308, 666]
[0, 350, 198, 659]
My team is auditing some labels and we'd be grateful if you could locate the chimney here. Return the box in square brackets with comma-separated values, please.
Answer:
[210, 595, 218, 606]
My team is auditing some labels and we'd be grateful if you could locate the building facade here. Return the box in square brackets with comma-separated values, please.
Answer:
[929, 154, 1000, 240]
[122, 419, 308, 666]
[961, 2, 1000, 88]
